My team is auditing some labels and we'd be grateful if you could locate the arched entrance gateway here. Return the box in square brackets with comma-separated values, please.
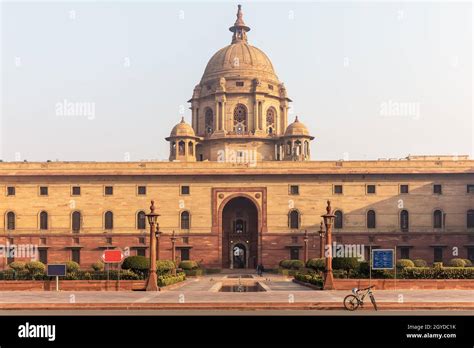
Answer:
[221, 196, 259, 269]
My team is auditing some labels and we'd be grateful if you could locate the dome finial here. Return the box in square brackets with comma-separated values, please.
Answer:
[294, 116, 299, 122]
[229, 4, 250, 44]
[180, 116, 185, 123]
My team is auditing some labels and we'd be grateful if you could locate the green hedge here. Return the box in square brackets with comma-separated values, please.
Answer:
[332, 257, 359, 271]
[279, 259, 304, 270]
[121, 256, 150, 274]
[401, 267, 474, 279]
[448, 258, 467, 267]
[178, 260, 199, 270]
[294, 273, 323, 288]
[184, 269, 204, 277]
[396, 259, 415, 269]
[65, 261, 80, 273]
[156, 260, 176, 275]
[158, 272, 186, 287]
[413, 259, 427, 267]
[306, 258, 325, 271]
[25, 261, 46, 280]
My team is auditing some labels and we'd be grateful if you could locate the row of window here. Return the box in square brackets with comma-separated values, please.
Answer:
[3, 210, 191, 231]
[288, 209, 474, 230]
[4, 185, 191, 196]
[4, 209, 474, 232]
[289, 184, 474, 195]
[5, 184, 474, 197]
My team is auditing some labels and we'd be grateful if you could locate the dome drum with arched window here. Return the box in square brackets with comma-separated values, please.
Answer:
[168, 5, 314, 162]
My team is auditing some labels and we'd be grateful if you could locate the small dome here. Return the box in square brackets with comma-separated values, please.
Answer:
[284, 116, 310, 136]
[170, 117, 195, 137]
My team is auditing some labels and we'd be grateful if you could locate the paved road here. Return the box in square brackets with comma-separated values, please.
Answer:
[0, 309, 472, 316]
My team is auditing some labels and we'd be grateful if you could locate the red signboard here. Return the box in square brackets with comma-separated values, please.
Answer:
[101, 250, 125, 263]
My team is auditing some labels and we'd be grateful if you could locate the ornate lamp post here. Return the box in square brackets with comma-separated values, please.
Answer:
[303, 230, 309, 263]
[321, 200, 335, 290]
[145, 200, 160, 291]
[170, 230, 177, 275]
[318, 221, 326, 259]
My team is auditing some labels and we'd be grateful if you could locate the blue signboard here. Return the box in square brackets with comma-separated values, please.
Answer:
[372, 249, 394, 270]
[47, 264, 67, 277]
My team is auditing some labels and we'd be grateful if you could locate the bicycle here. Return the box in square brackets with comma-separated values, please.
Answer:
[343, 285, 378, 311]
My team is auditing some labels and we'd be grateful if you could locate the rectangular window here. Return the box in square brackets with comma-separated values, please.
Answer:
[181, 186, 190, 195]
[72, 249, 80, 264]
[290, 247, 300, 260]
[180, 248, 190, 261]
[7, 186, 15, 196]
[291, 236, 298, 244]
[236, 81, 244, 87]
[72, 186, 81, 196]
[138, 237, 146, 244]
[467, 185, 474, 194]
[104, 186, 113, 195]
[7, 246, 15, 264]
[400, 247, 410, 260]
[400, 185, 409, 194]
[366, 185, 376, 194]
[137, 248, 146, 257]
[334, 185, 343, 194]
[289, 185, 299, 195]
[106, 237, 113, 244]
[39, 186, 48, 196]
[39, 249, 48, 264]
[182, 237, 189, 244]
[433, 247, 443, 263]
[468, 247, 474, 262]
[40, 238, 47, 245]
[433, 184, 442, 194]
[73, 237, 80, 244]
[137, 186, 147, 195]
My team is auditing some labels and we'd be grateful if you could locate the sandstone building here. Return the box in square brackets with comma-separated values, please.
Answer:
[0, 6, 473, 269]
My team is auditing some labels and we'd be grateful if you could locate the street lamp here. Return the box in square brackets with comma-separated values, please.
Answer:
[170, 230, 178, 275]
[145, 200, 160, 291]
[303, 230, 309, 263]
[318, 221, 326, 259]
[321, 200, 336, 290]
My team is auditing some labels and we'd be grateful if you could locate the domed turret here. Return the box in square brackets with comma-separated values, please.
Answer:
[166, 117, 200, 162]
[279, 116, 314, 161]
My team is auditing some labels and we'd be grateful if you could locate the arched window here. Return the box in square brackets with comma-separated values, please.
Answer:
[6, 212, 15, 230]
[39, 211, 48, 230]
[433, 210, 443, 228]
[205, 108, 214, 135]
[137, 211, 146, 230]
[367, 210, 376, 229]
[468, 210, 474, 228]
[188, 141, 194, 156]
[288, 210, 300, 229]
[178, 141, 185, 156]
[104, 211, 113, 230]
[180, 211, 190, 230]
[304, 141, 310, 157]
[233, 104, 247, 134]
[334, 210, 343, 229]
[400, 210, 409, 232]
[266, 107, 275, 134]
[171, 142, 176, 156]
[286, 141, 292, 155]
[294, 140, 302, 156]
[72, 211, 81, 232]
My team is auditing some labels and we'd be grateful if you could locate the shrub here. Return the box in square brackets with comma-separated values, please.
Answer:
[91, 261, 104, 271]
[279, 259, 304, 270]
[413, 259, 427, 267]
[25, 261, 46, 279]
[65, 261, 80, 273]
[179, 260, 199, 270]
[396, 259, 415, 269]
[9, 261, 26, 272]
[183, 269, 204, 277]
[306, 258, 325, 271]
[121, 256, 150, 275]
[158, 272, 186, 287]
[448, 258, 466, 267]
[433, 262, 443, 269]
[463, 259, 473, 267]
[332, 257, 359, 272]
[156, 260, 176, 275]
[401, 267, 474, 279]
[294, 272, 323, 288]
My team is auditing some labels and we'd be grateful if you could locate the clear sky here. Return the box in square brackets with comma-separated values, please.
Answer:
[1, 1, 472, 161]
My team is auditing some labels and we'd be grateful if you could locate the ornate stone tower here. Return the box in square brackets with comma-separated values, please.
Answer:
[167, 5, 314, 162]
[166, 117, 200, 162]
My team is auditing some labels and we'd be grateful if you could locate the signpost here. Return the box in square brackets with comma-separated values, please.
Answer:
[372, 249, 395, 269]
[101, 249, 125, 290]
[47, 264, 67, 292]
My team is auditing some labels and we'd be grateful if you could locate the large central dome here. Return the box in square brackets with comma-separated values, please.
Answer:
[200, 5, 279, 84]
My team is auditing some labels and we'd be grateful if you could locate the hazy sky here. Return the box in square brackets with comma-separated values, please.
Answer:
[1, 1, 472, 161]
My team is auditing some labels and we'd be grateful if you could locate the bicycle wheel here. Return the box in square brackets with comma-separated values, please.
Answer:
[343, 294, 360, 311]
[369, 294, 378, 311]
